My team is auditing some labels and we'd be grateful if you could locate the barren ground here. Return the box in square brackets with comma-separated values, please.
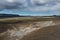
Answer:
[0, 17, 60, 40]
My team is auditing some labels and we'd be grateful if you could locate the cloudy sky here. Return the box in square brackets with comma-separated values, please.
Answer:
[0, 0, 60, 16]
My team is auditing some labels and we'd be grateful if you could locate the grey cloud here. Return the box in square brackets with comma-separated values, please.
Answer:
[34, 2, 47, 6]
[29, 0, 60, 12]
[0, 0, 60, 13]
[32, 0, 57, 6]
[32, 0, 47, 6]
[0, 0, 27, 10]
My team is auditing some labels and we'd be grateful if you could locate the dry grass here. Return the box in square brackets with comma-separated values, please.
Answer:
[0, 17, 60, 40]
[0, 17, 59, 23]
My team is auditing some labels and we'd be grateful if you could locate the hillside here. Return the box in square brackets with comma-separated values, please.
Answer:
[0, 14, 20, 18]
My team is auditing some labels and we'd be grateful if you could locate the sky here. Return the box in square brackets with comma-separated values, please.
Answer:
[0, 0, 60, 16]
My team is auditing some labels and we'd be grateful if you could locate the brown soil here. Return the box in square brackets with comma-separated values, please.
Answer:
[0, 20, 60, 40]
[21, 25, 60, 40]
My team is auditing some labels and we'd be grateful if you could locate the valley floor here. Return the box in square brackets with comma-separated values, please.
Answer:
[0, 17, 60, 40]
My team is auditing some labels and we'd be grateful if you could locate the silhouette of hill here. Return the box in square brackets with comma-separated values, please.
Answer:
[0, 14, 21, 18]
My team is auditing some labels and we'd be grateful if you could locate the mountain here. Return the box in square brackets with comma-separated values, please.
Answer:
[0, 14, 20, 18]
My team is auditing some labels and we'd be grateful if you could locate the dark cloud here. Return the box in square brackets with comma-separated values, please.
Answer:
[34, 2, 46, 6]
[0, 0, 60, 13]
[32, 0, 57, 6]
[5, 3, 23, 9]
[0, 0, 26, 10]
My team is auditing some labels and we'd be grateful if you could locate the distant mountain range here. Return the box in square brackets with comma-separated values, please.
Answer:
[0, 14, 60, 18]
[0, 14, 21, 18]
